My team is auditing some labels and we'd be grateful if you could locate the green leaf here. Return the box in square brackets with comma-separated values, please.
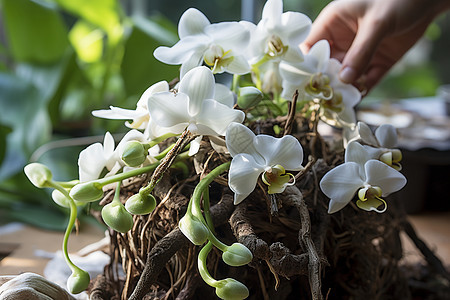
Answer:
[55, 0, 123, 42]
[1, 0, 69, 63]
[69, 20, 104, 63]
[0, 124, 12, 165]
[120, 15, 179, 96]
[0, 73, 51, 180]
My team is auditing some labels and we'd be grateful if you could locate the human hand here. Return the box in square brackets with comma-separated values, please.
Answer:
[302, 0, 450, 93]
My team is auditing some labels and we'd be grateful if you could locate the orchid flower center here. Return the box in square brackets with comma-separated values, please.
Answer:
[129, 115, 150, 129]
[261, 164, 295, 194]
[321, 91, 344, 113]
[203, 44, 234, 73]
[267, 35, 288, 57]
[305, 73, 333, 100]
[356, 185, 387, 213]
[380, 149, 402, 171]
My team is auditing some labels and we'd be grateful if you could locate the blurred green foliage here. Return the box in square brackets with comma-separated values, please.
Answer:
[0, 0, 178, 230]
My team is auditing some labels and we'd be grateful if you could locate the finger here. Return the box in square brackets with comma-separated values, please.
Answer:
[339, 16, 390, 84]
[300, 3, 338, 53]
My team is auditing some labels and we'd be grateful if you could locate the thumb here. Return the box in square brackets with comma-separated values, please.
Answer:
[339, 17, 388, 84]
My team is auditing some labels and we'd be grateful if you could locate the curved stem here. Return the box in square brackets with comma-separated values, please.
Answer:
[197, 241, 219, 287]
[191, 162, 230, 221]
[50, 181, 81, 272]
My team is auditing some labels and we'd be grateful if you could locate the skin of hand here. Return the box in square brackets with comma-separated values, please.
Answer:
[301, 0, 450, 93]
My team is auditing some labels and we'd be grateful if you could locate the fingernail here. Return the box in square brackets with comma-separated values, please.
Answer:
[339, 67, 357, 83]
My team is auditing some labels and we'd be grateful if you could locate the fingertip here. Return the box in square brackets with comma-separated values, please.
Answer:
[339, 66, 358, 84]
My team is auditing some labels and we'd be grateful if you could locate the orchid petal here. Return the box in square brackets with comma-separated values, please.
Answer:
[228, 153, 265, 204]
[78, 143, 107, 182]
[189, 136, 203, 156]
[226, 123, 264, 164]
[281, 11, 311, 46]
[364, 160, 406, 196]
[179, 66, 215, 116]
[362, 145, 384, 160]
[180, 48, 205, 78]
[205, 22, 250, 52]
[345, 142, 370, 178]
[262, 0, 283, 27]
[282, 47, 304, 64]
[137, 81, 169, 107]
[308, 40, 330, 72]
[178, 8, 210, 38]
[320, 162, 365, 213]
[92, 106, 144, 120]
[358, 122, 379, 146]
[196, 99, 245, 136]
[214, 83, 235, 107]
[153, 35, 208, 65]
[226, 55, 251, 75]
[103, 132, 116, 165]
[254, 135, 304, 170]
[147, 92, 189, 128]
[375, 124, 398, 148]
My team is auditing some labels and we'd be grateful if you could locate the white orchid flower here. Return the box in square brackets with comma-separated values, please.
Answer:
[241, 0, 311, 93]
[244, 0, 311, 65]
[147, 66, 245, 155]
[320, 149, 407, 214]
[78, 130, 151, 182]
[226, 122, 304, 204]
[92, 81, 169, 130]
[279, 40, 361, 126]
[154, 8, 250, 77]
[78, 132, 116, 182]
[346, 122, 402, 170]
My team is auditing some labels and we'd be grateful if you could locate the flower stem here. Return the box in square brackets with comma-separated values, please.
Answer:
[198, 241, 219, 287]
[49, 181, 82, 273]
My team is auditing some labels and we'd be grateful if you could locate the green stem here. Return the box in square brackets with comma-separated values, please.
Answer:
[96, 161, 160, 186]
[148, 133, 178, 148]
[231, 74, 241, 94]
[202, 189, 214, 232]
[191, 162, 230, 221]
[49, 181, 81, 272]
[198, 241, 219, 287]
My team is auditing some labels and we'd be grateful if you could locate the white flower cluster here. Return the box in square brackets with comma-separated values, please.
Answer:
[24, 0, 408, 296]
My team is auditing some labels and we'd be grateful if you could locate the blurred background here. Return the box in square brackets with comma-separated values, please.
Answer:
[0, 0, 449, 231]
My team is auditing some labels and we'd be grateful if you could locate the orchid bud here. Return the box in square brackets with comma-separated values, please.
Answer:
[222, 243, 253, 266]
[101, 201, 134, 233]
[24, 163, 53, 188]
[215, 278, 249, 300]
[179, 214, 209, 245]
[125, 193, 156, 215]
[237, 86, 263, 109]
[69, 182, 104, 202]
[67, 268, 90, 294]
[51, 189, 71, 208]
[121, 141, 150, 167]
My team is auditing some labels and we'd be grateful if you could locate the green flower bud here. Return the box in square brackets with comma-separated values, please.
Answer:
[67, 268, 90, 294]
[24, 163, 53, 188]
[237, 86, 263, 109]
[222, 243, 253, 267]
[179, 214, 209, 245]
[51, 189, 71, 208]
[101, 201, 134, 233]
[121, 141, 150, 167]
[125, 193, 156, 215]
[69, 182, 104, 202]
[215, 278, 249, 300]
